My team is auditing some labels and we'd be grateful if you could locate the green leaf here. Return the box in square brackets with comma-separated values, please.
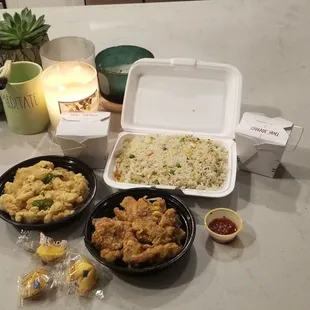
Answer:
[20, 41, 32, 48]
[0, 21, 11, 31]
[27, 14, 36, 32]
[13, 12, 21, 26]
[0, 30, 18, 39]
[29, 35, 45, 45]
[16, 22, 23, 36]
[31, 15, 45, 31]
[21, 19, 28, 32]
[0, 38, 20, 47]
[20, 7, 28, 19]
[23, 24, 50, 41]
[0, 36, 19, 43]
[2, 13, 14, 24]
[9, 18, 16, 29]
[43, 173, 62, 184]
[25, 8, 32, 24]
[37, 14, 45, 25]
[43, 173, 54, 184]
[0, 29, 19, 36]
[8, 27, 20, 39]
[32, 198, 53, 210]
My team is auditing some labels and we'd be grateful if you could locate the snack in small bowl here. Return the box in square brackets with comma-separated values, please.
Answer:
[0, 160, 89, 224]
[84, 188, 195, 274]
[204, 208, 243, 243]
[91, 196, 186, 267]
[0, 155, 96, 230]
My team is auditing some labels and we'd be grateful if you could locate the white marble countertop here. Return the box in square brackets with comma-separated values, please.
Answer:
[1, 1, 310, 309]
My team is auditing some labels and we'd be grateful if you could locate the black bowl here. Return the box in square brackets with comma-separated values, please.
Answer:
[84, 188, 196, 275]
[0, 155, 97, 230]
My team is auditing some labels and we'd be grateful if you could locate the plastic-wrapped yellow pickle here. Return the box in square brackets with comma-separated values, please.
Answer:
[19, 268, 50, 299]
[36, 243, 66, 263]
[67, 259, 97, 295]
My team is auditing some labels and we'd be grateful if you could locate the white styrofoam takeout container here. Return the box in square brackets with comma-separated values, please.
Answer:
[104, 58, 242, 198]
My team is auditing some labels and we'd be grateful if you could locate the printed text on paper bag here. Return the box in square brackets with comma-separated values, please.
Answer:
[250, 126, 279, 137]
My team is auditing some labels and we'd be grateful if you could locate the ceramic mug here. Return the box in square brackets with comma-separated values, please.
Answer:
[0, 61, 49, 134]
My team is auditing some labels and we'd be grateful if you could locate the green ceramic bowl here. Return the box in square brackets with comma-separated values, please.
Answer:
[95, 45, 154, 104]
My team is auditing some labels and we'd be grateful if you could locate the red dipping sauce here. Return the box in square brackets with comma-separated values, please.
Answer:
[208, 216, 237, 235]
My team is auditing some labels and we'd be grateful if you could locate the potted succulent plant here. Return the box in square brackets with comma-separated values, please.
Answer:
[0, 7, 50, 67]
[0, 8, 50, 112]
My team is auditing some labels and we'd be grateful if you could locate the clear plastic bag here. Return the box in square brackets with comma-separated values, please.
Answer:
[18, 267, 56, 307]
[59, 252, 110, 299]
[16, 230, 39, 254]
[16, 231, 67, 265]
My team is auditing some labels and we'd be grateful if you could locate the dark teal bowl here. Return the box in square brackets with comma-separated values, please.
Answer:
[95, 45, 154, 104]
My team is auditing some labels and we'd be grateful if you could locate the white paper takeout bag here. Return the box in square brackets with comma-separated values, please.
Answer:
[56, 112, 110, 169]
[236, 113, 303, 177]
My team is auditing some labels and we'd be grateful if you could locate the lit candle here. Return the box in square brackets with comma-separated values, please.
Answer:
[41, 61, 99, 129]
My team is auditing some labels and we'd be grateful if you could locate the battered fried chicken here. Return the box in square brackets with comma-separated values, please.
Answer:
[152, 198, 167, 213]
[124, 240, 182, 266]
[119, 196, 166, 223]
[140, 242, 182, 265]
[91, 197, 186, 266]
[131, 219, 174, 245]
[92, 218, 126, 250]
[159, 208, 186, 245]
[113, 207, 127, 221]
[100, 249, 123, 263]
[122, 230, 151, 265]
[159, 208, 178, 227]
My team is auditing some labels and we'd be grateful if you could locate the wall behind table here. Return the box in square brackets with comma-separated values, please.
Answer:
[86, 0, 142, 4]
[6, 0, 84, 8]
[85, 0, 190, 3]
[6, 0, 193, 8]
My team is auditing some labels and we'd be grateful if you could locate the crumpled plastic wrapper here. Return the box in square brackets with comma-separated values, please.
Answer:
[57, 252, 111, 299]
[18, 267, 56, 307]
[16, 231, 67, 265]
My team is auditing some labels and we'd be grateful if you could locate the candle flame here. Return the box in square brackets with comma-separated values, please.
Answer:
[73, 65, 82, 73]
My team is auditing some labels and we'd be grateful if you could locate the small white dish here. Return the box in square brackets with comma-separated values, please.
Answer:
[204, 208, 243, 243]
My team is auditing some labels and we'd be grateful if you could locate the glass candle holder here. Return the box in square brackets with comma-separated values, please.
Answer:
[41, 61, 99, 130]
[95, 45, 154, 104]
[40, 36, 95, 69]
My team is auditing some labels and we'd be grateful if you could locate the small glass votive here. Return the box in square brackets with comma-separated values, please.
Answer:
[40, 36, 95, 69]
[96, 45, 154, 104]
[41, 61, 99, 130]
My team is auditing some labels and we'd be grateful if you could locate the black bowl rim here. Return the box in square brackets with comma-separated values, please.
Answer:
[0, 155, 97, 229]
[84, 187, 196, 274]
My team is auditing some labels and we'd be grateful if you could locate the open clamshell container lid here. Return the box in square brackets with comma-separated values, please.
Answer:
[122, 58, 242, 138]
[104, 58, 242, 198]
